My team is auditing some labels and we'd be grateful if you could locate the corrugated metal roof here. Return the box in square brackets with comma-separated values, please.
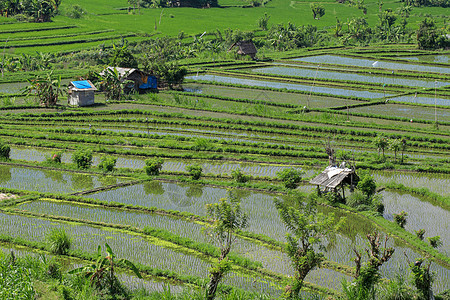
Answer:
[69, 80, 97, 91]
[72, 80, 93, 89]
[309, 166, 354, 189]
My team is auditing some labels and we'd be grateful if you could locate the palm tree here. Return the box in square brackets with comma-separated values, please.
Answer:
[24, 71, 63, 106]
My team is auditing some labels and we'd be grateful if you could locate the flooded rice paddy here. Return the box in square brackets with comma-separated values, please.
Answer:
[186, 75, 390, 99]
[293, 55, 450, 74]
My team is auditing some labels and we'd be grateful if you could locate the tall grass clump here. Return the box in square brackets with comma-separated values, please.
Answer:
[46, 228, 72, 255]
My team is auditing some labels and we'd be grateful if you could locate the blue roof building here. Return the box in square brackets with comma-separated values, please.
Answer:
[68, 80, 97, 106]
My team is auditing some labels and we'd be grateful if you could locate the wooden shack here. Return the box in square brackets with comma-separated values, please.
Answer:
[100, 67, 157, 93]
[228, 40, 257, 59]
[68, 80, 97, 106]
[309, 164, 358, 200]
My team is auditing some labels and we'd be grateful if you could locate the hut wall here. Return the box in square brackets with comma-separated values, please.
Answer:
[69, 91, 95, 106]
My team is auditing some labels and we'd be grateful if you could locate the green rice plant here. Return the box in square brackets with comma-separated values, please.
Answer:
[46, 227, 71, 255]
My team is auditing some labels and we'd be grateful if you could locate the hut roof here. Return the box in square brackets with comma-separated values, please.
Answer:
[100, 67, 150, 81]
[309, 166, 355, 189]
[228, 40, 257, 55]
[69, 80, 97, 91]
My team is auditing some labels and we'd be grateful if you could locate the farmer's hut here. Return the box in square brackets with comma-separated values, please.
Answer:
[309, 164, 358, 200]
[68, 80, 97, 106]
[100, 67, 157, 93]
[228, 40, 257, 59]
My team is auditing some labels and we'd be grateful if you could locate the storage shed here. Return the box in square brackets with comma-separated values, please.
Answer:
[100, 67, 157, 93]
[68, 80, 97, 106]
[228, 40, 257, 59]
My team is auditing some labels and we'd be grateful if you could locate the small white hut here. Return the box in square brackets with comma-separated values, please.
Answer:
[68, 80, 97, 106]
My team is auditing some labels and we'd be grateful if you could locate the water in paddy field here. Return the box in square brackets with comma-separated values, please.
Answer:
[349, 103, 450, 121]
[186, 74, 390, 99]
[372, 171, 450, 196]
[251, 66, 450, 88]
[0, 81, 28, 94]
[9, 146, 315, 178]
[381, 191, 450, 256]
[397, 55, 450, 64]
[293, 55, 450, 74]
[0, 164, 118, 193]
[389, 95, 449, 106]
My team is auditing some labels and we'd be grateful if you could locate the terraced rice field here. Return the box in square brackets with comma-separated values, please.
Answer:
[0, 46, 449, 298]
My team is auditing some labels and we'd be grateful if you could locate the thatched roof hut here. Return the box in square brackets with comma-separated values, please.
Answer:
[228, 40, 257, 59]
[68, 80, 97, 107]
[309, 165, 358, 199]
[100, 67, 157, 92]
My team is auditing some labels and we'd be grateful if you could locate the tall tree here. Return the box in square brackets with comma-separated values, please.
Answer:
[274, 193, 344, 299]
[204, 197, 249, 300]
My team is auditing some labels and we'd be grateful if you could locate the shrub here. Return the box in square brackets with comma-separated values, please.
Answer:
[415, 229, 426, 240]
[98, 156, 117, 173]
[277, 168, 303, 189]
[357, 174, 377, 197]
[66, 5, 86, 19]
[46, 228, 71, 255]
[394, 211, 408, 228]
[0, 141, 11, 160]
[186, 165, 202, 180]
[145, 157, 164, 175]
[427, 236, 442, 248]
[231, 169, 250, 183]
[72, 149, 93, 169]
[0, 253, 35, 298]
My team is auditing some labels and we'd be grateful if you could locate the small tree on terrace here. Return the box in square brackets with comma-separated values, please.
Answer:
[373, 135, 388, 159]
[274, 193, 344, 299]
[204, 197, 249, 300]
[389, 138, 402, 161]
[310, 3, 325, 20]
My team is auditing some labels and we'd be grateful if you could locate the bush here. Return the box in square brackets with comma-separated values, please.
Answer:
[0, 141, 10, 160]
[98, 156, 117, 173]
[72, 149, 93, 169]
[145, 157, 164, 175]
[357, 174, 377, 197]
[277, 168, 303, 189]
[66, 5, 86, 19]
[46, 228, 71, 255]
[415, 229, 426, 240]
[186, 165, 202, 180]
[427, 236, 442, 248]
[394, 211, 408, 228]
[231, 169, 250, 183]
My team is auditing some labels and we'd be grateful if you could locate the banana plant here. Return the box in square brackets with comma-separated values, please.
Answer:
[69, 243, 142, 291]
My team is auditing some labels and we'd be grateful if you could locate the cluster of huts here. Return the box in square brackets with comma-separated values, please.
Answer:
[67, 67, 157, 107]
[68, 41, 258, 107]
